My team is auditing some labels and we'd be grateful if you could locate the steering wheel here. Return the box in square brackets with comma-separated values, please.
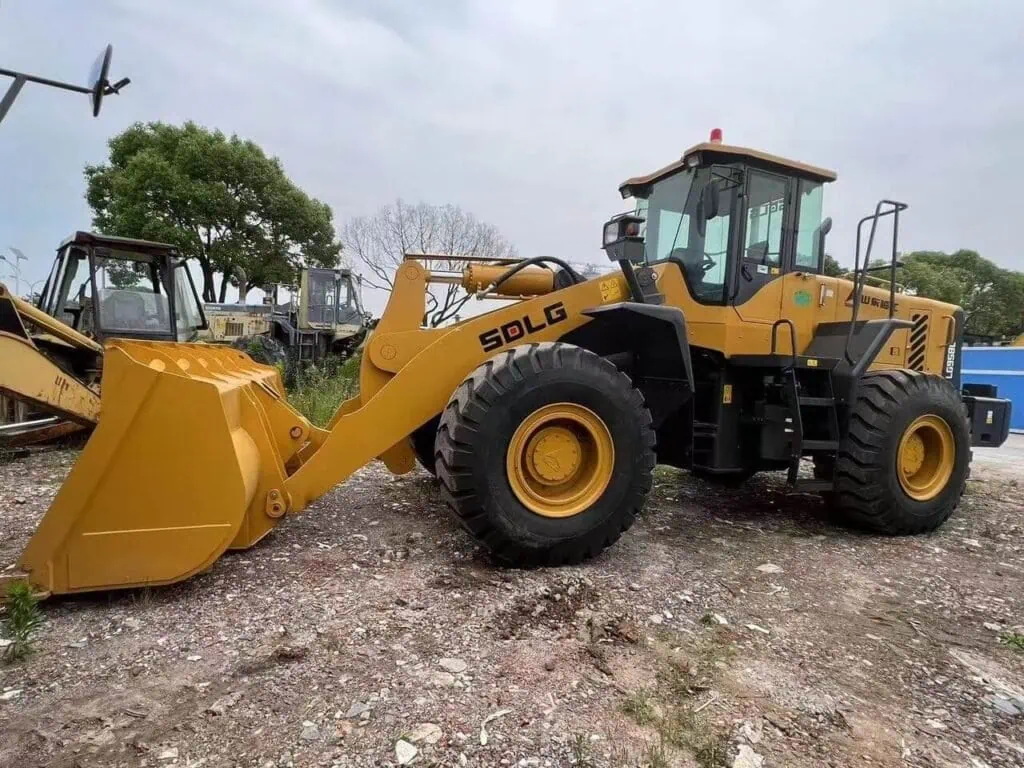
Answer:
[669, 248, 716, 276]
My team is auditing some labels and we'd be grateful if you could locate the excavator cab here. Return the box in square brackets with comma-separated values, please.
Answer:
[37, 232, 207, 343]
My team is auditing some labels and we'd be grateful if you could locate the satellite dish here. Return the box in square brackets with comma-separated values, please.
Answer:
[88, 45, 113, 117]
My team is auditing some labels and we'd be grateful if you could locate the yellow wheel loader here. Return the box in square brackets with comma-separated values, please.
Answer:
[0, 232, 281, 444]
[10, 133, 1012, 596]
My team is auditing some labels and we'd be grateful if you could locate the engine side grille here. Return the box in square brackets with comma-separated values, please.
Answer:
[908, 313, 929, 370]
[225, 321, 245, 337]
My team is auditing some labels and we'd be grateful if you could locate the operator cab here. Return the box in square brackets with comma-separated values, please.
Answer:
[618, 130, 836, 306]
[36, 232, 207, 343]
[298, 267, 364, 330]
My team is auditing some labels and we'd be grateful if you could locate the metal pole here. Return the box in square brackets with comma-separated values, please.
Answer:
[0, 68, 97, 126]
[0, 75, 27, 125]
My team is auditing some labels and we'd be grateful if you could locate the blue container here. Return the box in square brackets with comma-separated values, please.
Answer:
[962, 347, 1024, 431]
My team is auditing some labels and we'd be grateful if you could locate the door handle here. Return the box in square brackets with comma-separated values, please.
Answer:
[741, 264, 753, 281]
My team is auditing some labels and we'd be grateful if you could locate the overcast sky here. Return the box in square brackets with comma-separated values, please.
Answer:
[1, 0, 1021, 307]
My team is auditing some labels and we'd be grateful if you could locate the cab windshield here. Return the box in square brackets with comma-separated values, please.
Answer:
[633, 166, 735, 304]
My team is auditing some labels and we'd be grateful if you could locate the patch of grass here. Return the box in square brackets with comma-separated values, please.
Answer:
[3, 581, 44, 662]
[1000, 632, 1024, 651]
[607, 742, 632, 767]
[287, 354, 361, 427]
[640, 737, 670, 768]
[570, 733, 593, 767]
[661, 708, 729, 768]
[621, 688, 658, 726]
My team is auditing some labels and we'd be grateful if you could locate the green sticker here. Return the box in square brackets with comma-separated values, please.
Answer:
[793, 290, 812, 307]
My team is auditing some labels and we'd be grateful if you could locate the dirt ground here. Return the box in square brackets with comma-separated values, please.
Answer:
[1, 447, 1022, 768]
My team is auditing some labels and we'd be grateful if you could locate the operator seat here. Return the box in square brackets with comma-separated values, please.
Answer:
[104, 290, 147, 330]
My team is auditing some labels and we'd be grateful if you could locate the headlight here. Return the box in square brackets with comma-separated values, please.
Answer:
[603, 220, 620, 246]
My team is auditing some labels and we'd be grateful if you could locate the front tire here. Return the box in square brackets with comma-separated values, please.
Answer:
[833, 370, 971, 534]
[411, 416, 440, 475]
[435, 343, 656, 566]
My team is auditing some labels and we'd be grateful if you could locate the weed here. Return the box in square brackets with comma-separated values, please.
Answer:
[287, 354, 360, 426]
[570, 733, 593, 767]
[659, 707, 728, 768]
[621, 688, 658, 726]
[131, 587, 154, 609]
[3, 581, 44, 662]
[700, 612, 716, 627]
[1000, 631, 1024, 651]
[640, 737, 670, 768]
[607, 742, 632, 767]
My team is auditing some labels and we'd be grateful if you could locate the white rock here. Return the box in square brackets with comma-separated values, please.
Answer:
[408, 722, 443, 744]
[438, 658, 468, 674]
[732, 744, 764, 768]
[157, 747, 179, 762]
[186, 654, 202, 662]
[713, 614, 729, 626]
[648, 614, 664, 625]
[983, 622, 1003, 632]
[740, 719, 763, 744]
[963, 538, 982, 548]
[428, 671, 457, 687]
[0, 638, 12, 649]
[924, 718, 947, 730]
[345, 701, 371, 719]
[395, 739, 418, 765]
[756, 563, 783, 574]
[299, 721, 320, 741]
[207, 691, 242, 716]
[0, 689, 23, 701]
[745, 623, 770, 635]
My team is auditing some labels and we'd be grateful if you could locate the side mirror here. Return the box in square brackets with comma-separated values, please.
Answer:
[817, 216, 833, 263]
[702, 183, 720, 220]
[696, 183, 720, 237]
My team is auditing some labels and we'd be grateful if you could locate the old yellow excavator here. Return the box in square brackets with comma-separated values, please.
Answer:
[9, 132, 1012, 596]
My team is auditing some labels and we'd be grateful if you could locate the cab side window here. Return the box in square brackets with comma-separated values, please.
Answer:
[744, 171, 787, 266]
[794, 181, 824, 272]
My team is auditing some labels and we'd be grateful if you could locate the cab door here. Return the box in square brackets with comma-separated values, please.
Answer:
[732, 169, 793, 325]
[778, 179, 836, 355]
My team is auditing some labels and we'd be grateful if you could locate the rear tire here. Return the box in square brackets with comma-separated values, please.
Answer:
[833, 370, 971, 534]
[436, 342, 656, 566]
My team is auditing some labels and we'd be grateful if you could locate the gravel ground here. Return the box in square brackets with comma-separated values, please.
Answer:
[1, 448, 1022, 768]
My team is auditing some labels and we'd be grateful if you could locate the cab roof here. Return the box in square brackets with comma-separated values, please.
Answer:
[619, 140, 837, 198]
[58, 231, 179, 256]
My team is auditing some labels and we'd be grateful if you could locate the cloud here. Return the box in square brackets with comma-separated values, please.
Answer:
[1, 0, 1022, 301]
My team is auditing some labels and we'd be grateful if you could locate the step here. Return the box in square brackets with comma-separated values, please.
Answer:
[802, 439, 839, 451]
[797, 396, 835, 407]
[790, 479, 834, 493]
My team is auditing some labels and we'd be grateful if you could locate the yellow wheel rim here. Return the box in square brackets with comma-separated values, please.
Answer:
[896, 414, 955, 502]
[506, 403, 615, 518]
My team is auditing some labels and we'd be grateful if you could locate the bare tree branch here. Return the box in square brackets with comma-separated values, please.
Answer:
[341, 199, 517, 327]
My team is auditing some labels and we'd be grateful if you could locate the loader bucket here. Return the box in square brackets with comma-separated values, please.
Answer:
[17, 341, 308, 595]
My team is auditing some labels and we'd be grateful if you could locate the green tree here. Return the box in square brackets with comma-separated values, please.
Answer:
[896, 250, 1024, 338]
[823, 253, 844, 277]
[85, 122, 342, 302]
